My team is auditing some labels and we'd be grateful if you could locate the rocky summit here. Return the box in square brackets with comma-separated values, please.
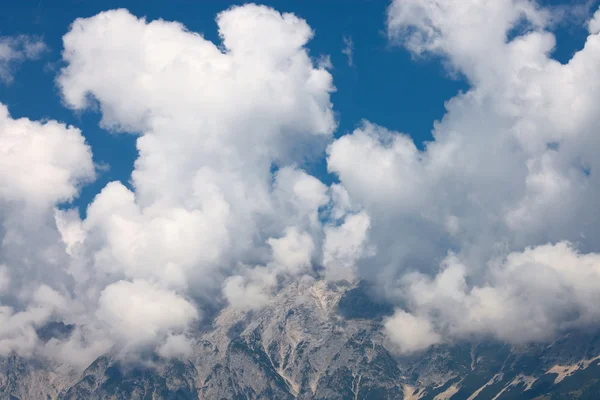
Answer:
[2, 280, 600, 399]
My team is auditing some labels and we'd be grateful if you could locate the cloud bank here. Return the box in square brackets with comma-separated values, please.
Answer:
[1, 5, 346, 366]
[370, 0, 600, 353]
[2, 0, 600, 365]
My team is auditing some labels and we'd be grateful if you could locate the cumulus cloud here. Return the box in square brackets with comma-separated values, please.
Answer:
[0, 3, 343, 367]
[96, 280, 198, 349]
[384, 310, 441, 354]
[589, 7, 600, 34]
[3, 0, 600, 366]
[0, 35, 46, 82]
[157, 333, 195, 359]
[43, 4, 338, 364]
[0, 100, 94, 359]
[0, 266, 10, 294]
[322, 211, 372, 282]
[0, 104, 94, 209]
[223, 269, 277, 311]
[326, 0, 600, 352]
[269, 227, 315, 275]
[223, 224, 318, 310]
[390, 243, 600, 349]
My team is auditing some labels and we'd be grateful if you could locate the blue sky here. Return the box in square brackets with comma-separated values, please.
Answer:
[0, 0, 596, 214]
[1, 0, 468, 213]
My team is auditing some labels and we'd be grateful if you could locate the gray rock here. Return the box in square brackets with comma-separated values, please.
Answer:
[2, 280, 600, 399]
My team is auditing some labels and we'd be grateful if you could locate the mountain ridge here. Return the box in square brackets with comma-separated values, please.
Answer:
[2, 279, 600, 399]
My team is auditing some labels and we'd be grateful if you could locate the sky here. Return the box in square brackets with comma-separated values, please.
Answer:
[1, 0, 471, 213]
[2, 0, 600, 367]
[0, 0, 594, 211]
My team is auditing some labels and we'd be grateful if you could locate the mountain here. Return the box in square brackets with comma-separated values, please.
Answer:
[2, 279, 600, 399]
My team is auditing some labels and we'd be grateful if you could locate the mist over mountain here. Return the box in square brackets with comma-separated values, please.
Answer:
[4, 280, 600, 399]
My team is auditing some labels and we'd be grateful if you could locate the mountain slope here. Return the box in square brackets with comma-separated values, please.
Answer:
[2, 280, 600, 399]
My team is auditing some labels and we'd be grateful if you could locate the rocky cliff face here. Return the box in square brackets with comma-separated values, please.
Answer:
[2, 280, 600, 399]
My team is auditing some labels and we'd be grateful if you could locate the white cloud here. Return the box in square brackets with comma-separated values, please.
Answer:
[589, 6, 600, 34]
[57, 7, 335, 287]
[268, 227, 315, 275]
[157, 333, 195, 359]
[322, 211, 372, 282]
[96, 280, 198, 349]
[0, 306, 49, 357]
[224, 224, 317, 311]
[0, 3, 340, 366]
[390, 243, 600, 349]
[222, 270, 277, 311]
[386, 0, 549, 84]
[0, 104, 94, 209]
[0, 266, 10, 294]
[54, 208, 86, 256]
[342, 35, 354, 67]
[0, 35, 46, 83]
[50, 4, 336, 362]
[0, 285, 73, 358]
[3, 0, 600, 367]
[0, 101, 94, 361]
[384, 310, 441, 353]
[328, 0, 600, 352]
